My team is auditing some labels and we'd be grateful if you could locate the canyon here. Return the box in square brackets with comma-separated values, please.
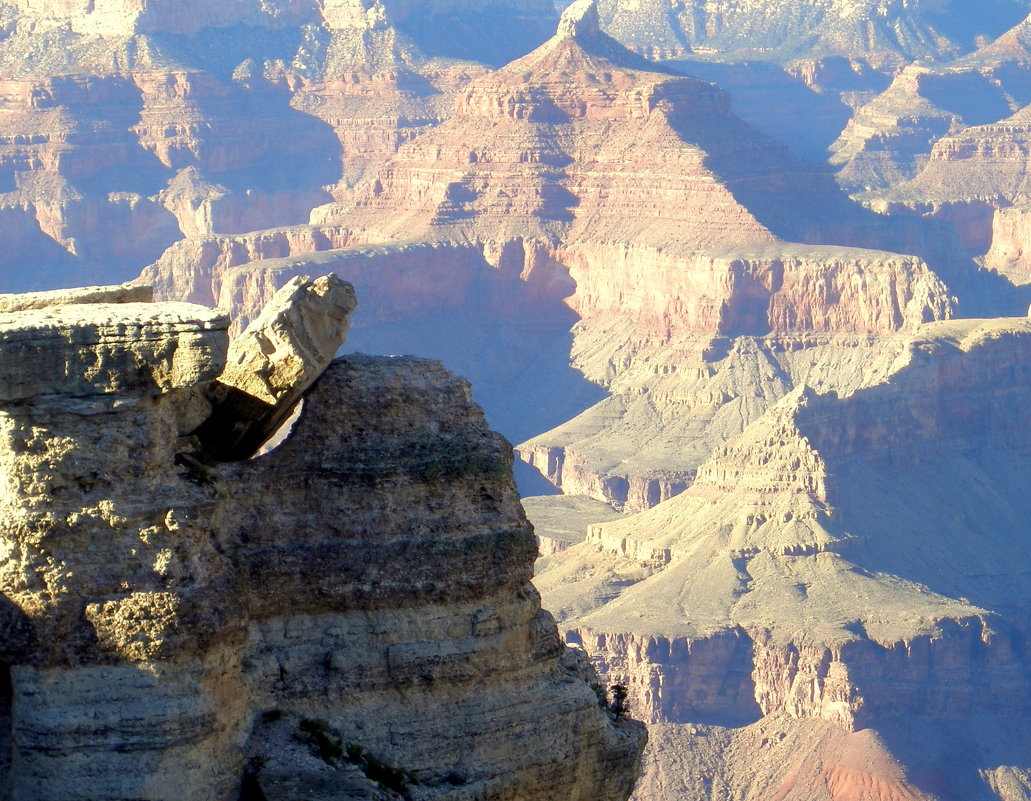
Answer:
[0, 0, 1030, 800]
[534, 315, 1031, 799]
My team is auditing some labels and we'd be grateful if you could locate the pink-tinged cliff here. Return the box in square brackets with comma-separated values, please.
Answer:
[142, 1, 967, 487]
[0, 0, 557, 293]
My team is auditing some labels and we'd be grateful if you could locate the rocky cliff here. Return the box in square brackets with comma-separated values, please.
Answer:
[984, 203, 1031, 283]
[307, 0, 912, 254]
[830, 64, 1014, 193]
[0, 280, 645, 801]
[0, 0, 556, 294]
[136, 1, 974, 510]
[590, 0, 1031, 66]
[535, 315, 1031, 800]
[515, 243, 953, 510]
[844, 10, 1031, 252]
[867, 102, 1031, 252]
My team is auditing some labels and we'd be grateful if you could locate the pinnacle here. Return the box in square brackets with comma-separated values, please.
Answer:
[366, 0, 388, 31]
[557, 0, 601, 39]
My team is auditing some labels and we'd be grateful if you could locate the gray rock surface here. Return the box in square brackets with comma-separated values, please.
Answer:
[0, 283, 153, 313]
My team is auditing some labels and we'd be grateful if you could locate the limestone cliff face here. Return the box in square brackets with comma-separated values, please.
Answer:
[0, 284, 645, 801]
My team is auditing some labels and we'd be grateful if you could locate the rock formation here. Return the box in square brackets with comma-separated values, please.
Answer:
[0, 30, 340, 291]
[589, 0, 1031, 66]
[665, 58, 873, 163]
[134, 1, 977, 509]
[534, 314, 1031, 800]
[196, 274, 356, 461]
[0, 0, 557, 294]
[842, 11, 1031, 251]
[984, 203, 1031, 283]
[307, 0, 893, 253]
[830, 65, 1014, 192]
[874, 101, 1031, 251]
[516, 245, 954, 510]
[5, 2, 1031, 801]
[0, 281, 645, 800]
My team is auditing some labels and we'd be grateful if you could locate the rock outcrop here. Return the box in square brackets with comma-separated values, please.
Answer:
[0, 281, 151, 312]
[535, 315, 1031, 800]
[0, 283, 645, 800]
[590, 0, 1031, 66]
[984, 203, 1031, 283]
[196, 274, 356, 461]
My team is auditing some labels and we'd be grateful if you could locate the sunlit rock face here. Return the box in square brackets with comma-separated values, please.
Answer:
[0, 282, 645, 801]
[536, 315, 1031, 801]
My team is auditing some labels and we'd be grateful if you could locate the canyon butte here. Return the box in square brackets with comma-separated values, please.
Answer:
[1, 0, 1031, 800]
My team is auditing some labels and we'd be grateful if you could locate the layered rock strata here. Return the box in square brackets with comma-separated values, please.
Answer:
[830, 65, 1014, 193]
[867, 102, 1031, 252]
[309, 0, 894, 254]
[517, 244, 953, 511]
[534, 315, 1031, 800]
[197, 274, 356, 460]
[853, 12, 1031, 253]
[0, 0, 535, 293]
[0, 285, 645, 800]
[591, 0, 1031, 66]
[140, 2, 968, 509]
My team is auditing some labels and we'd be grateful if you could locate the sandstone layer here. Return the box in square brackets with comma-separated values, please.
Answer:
[135, 1, 979, 507]
[0, 285, 645, 800]
[535, 314, 1031, 800]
